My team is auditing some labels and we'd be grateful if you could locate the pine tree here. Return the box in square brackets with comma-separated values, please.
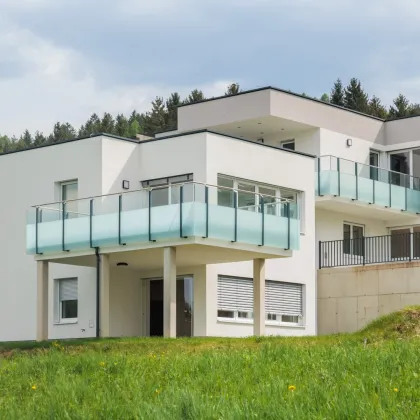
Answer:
[389, 94, 411, 118]
[143, 97, 167, 135]
[21, 129, 33, 148]
[225, 83, 241, 96]
[184, 89, 205, 104]
[165, 92, 181, 131]
[115, 114, 130, 137]
[128, 120, 140, 138]
[344, 78, 369, 113]
[100, 113, 115, 134]
[368, 96, 387, 119]
[410, 103, 420, 116]
[80, 113, 101, 136]
[330, 79, 345, 106]
[33, 131, 47, 147]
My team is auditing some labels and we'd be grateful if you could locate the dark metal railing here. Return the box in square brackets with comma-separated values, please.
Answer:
[319, 232, 420, 268]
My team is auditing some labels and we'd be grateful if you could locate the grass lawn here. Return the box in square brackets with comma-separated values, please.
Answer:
[1, 307, 420, 419]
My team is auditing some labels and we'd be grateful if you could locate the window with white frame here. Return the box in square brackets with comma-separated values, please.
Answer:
[141, 174, 194, 206]
[217, 276, 303, 325]
[390, 226, 420, 260]
[343, 222, 364, 256]
[217, 175, 299, 221]
[56, 278, 78, 323]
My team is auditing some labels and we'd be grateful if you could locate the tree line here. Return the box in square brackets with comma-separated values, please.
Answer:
[0, 79, 419, 154]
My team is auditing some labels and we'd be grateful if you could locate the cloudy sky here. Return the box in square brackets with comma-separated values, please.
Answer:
[1, 0, 420, 137]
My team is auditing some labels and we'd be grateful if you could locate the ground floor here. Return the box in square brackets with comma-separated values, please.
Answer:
[33, 247, 315, 342]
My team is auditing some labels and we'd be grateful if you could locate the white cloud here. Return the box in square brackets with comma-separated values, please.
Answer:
[0, 21, 230, 137]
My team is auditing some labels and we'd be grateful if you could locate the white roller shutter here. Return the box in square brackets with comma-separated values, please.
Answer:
[59, 278, 78, 301]
[265, 280, 302, 316]
[217, 276, 253, 312]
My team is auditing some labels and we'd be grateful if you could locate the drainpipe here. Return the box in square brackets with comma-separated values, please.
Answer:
[95, 247, 100, 338]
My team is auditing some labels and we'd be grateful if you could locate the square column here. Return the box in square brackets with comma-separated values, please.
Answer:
[36, 261, 49, 342]
[163, 247, 177, 338]
[253, 258, 266, 336]
[100, 254, 110, 337]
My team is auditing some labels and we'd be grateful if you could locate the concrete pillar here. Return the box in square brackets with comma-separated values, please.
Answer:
[36, 261, 49, 342]
[163, 247, 177, 338]
[100, 254, 110, 337]
[253, 258, 266, 336]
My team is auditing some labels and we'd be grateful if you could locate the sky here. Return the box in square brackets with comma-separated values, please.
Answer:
[1, 0, 420, 137]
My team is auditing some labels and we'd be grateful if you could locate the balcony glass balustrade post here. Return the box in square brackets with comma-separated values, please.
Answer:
[89, 199, 93, 248]
[336, 157, 341, 197]
[204, 185, 209, 238]
[35, 207, 40, 255]
[232, 191, 238, 243]
[354, 162, 358, 201]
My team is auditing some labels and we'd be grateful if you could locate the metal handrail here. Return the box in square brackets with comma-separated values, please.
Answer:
[31, 181, 294, 208]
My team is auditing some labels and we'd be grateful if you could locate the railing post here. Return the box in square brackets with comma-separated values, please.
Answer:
[355, 162, 358, 200]
[62, 201, 68, 252]
[203, 185, 209, 238]
[286, 202, 291, 250]
[232, 191, 238, 243]
[35, 207, 40, 255]
[89, 199, 93, 248]
[404, 181, 408, 212]
[260, 195, 265, 246]
[337, 157, 341, 197]
[318, 240, 322, 269]
[362, 236, 365, 265]
[388, 172, 392, 208]
[180, 185, 187, 238]
[118, 195, 126, 245]
[317, 157, 322, 196]
[148, 189, 155, 242]
[372, 173, 376, 204]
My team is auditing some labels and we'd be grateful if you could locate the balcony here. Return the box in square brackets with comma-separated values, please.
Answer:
[26, 182, 299, 260]
[319, 231, 420, 268]
[315, 156, 420, 219]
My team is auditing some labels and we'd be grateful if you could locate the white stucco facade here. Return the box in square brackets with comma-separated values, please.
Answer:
[2, 86, 420, 342]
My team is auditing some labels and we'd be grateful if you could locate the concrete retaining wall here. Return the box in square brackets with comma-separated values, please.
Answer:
[317, 262, 420, 334]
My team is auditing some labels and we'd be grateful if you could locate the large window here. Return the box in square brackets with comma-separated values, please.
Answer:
[217, 175, 299, 219]
[56, 278, 78, 323]
[343, 223, 364, 256]
[390, 226, 420, 260]
[217, 276, 303, 325]
[369, 150, 379, 181]
[142, 174, 193, 206]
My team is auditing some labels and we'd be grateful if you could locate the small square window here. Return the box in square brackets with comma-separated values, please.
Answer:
[281, 315, 299, 324]
[218, 310, 234, 318]
[56, 278, 78, 323]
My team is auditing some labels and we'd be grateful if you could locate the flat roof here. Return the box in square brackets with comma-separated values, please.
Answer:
[178, 86, 385, 122]
[0, 130, 315, 159]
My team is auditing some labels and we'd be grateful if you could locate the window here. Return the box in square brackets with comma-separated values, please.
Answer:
[56, 278, 78, 323]
[281, 140, 295, 151]
[390, 226, 420, 260]
[217, 276, 253, 321]
[61, 181, 78, 219]
[141, 174, 193, 206]
[389, 151, 410, 187]
[343, 223, 364, 256]
[265, 280, 302, 324]
[217, 175, 300, 219]
[369, 151, 379, 181]
[217, 276, 303, 325]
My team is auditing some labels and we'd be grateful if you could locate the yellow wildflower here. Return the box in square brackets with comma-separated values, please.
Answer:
[31, 385, 37, 390]
[288, 385, 296, 391]
[393, 388, 398, 392]
[155, 388, 162, 395]
[99, 362, 105, 367]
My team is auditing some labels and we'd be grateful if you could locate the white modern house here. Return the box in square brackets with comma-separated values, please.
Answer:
[1, 86, 420, 342]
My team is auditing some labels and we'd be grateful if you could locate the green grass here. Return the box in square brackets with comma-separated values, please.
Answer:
[1, 307, 420, 419]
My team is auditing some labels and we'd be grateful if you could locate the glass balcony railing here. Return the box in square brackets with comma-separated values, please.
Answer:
[26, 182, 299, 255]
[315, 156, 420, 213]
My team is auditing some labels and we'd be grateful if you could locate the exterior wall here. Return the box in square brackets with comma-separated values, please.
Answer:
[264, 128, 321, 156]
[384, 117, 420, 146]
[317, 262, 420, 334]
[204, 132, 317, 336]
[0, 138, 103, 341]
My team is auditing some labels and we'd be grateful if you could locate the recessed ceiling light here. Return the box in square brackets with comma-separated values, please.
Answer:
[117, 262, 128, 267]
[260, 132, 264, 134]
[237, 126, 241, 129]
[258, 122, 262, 125]
[281, 128, 284, 131]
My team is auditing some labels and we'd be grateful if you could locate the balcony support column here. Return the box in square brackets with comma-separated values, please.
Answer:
[163, 247, 177, 338]
[36, 260, 49, 342]
[253, 258, 266, 336]
[99, 254, 111, 337]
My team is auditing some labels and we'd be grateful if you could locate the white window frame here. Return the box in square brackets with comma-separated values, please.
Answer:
[59, 180, 78, 220]
[54, 278, 78, 325]
[216, 276, 304, 327]
[217, 175, 302, 232]
[343, 222, 365, 256]
[389, 225, 420, 261]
